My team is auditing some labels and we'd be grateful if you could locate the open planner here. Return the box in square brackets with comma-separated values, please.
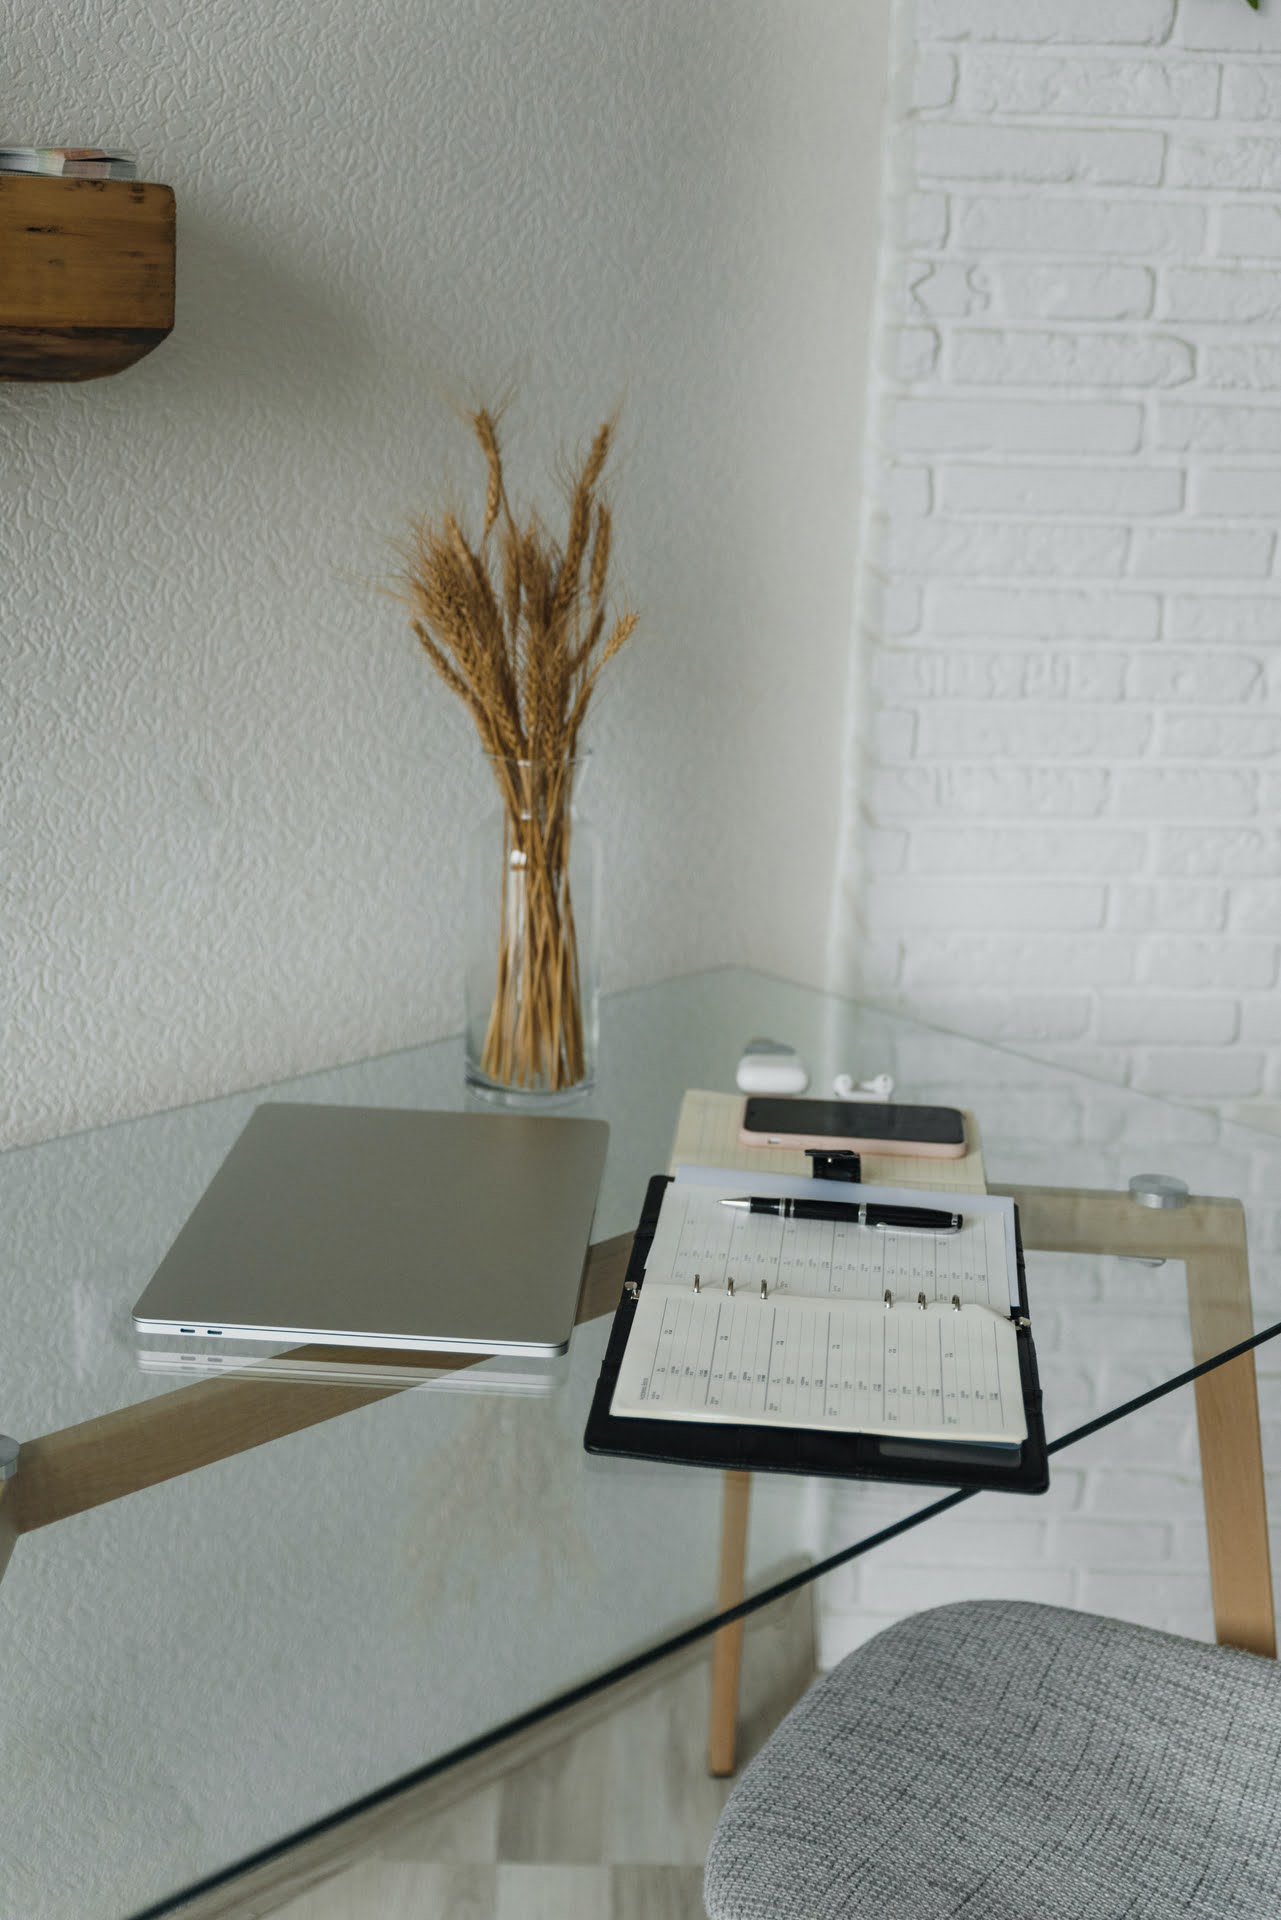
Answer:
[612, 1173, 1025, 1446]
[585, 1163, 1049, 1494]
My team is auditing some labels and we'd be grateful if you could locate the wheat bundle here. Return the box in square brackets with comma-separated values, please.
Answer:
[393, 409, 636, 1090]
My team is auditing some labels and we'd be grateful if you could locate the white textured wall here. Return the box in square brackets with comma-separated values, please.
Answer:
[3, 0, 887, 1151]
[841, 0, 1281, 1111]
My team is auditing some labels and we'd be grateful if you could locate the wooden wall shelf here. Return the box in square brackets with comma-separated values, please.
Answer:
[0, 174, 175, 381]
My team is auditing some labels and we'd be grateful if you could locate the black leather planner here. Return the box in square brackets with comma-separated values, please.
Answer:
[584, 1175, 1049, 1494]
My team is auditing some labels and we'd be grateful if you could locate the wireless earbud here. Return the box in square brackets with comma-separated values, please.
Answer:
[832, 1071, 894, 1102]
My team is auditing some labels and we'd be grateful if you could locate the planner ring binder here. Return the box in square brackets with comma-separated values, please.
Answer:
[583, 1175, 1050, 1495]
[874, 1284, 995, 1316]
[696, 1274, 990, 1317]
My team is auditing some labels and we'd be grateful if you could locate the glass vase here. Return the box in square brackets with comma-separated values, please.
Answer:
[464, 755, 600, 1100]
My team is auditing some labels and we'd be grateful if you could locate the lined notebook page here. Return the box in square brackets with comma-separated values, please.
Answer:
[669, 1090, 989, 1194]
[610, 1183, 1026, 1445]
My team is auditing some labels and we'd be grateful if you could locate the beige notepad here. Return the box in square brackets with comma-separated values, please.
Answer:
[668, 1089, 988, 1193]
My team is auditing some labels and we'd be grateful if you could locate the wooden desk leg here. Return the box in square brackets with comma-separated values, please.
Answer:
[0, 1233, 639, 1576]
[708, 1469, 751, 1777]
[996, 1186, 1276, 1660]
[1185, 1233, 1276, 1658]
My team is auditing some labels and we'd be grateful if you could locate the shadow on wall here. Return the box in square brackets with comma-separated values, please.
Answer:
[172, 205, 382, 422]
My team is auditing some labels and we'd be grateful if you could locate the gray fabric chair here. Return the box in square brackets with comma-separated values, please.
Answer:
[704, 1599, 1281, 1920]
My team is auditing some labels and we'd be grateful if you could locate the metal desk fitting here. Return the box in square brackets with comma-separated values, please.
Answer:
[1130, 1173, 1189, 1210]
[1125, 1174, 1188, 1266]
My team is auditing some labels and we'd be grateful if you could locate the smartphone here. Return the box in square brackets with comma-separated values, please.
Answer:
[739, 1097, 967, 1158]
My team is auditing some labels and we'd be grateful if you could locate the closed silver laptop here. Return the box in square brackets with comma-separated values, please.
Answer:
[131, 1103, 609, 1357]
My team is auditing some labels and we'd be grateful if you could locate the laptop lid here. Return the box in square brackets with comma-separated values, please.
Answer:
[131, 1103, 609, 1357]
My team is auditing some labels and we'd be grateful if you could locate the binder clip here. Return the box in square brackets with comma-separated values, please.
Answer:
[806, 1148, 862, 1184]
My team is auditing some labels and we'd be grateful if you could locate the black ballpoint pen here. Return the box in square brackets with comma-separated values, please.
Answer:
[721, 1196, 962, 1233]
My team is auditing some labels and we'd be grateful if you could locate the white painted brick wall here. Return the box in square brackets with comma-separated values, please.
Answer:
[823, 0, 1281, 1669]
[840, 0, 1281, 1118]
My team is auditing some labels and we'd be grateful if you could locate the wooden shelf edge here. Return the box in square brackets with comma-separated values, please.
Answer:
[0, 323, 170, 381]
[0, 174, 175, 382]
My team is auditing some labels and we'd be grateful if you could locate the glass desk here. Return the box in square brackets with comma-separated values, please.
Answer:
[2, 968, 1278, 1920]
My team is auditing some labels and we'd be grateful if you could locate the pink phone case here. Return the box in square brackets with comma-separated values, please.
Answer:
[737, 1121, 967, 1159]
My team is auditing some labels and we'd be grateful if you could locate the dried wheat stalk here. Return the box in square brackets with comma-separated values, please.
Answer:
[392, 408, 636, 1090]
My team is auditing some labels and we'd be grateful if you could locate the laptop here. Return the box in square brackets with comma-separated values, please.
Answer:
[135, 1343, 564, 1395]
[131, 1103, 609, 1357]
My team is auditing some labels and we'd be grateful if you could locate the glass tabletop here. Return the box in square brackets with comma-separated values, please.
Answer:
[3, 967, 1278, 1920]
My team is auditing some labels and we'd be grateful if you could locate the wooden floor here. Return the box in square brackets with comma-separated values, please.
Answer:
[273, 1591, 815, 1920]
